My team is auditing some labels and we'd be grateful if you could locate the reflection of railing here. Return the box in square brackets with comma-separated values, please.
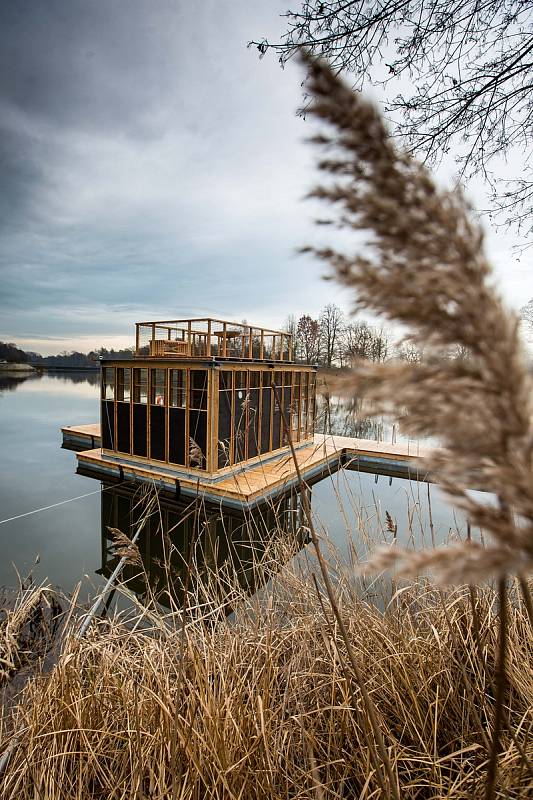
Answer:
[135, 318, 293, 361]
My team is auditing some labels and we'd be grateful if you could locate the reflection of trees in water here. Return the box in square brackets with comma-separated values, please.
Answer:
[44, 370, 99, 386]
[0, 370, 99, 397]
[316, 393, 387, 441]
[0, 373, 39, 396]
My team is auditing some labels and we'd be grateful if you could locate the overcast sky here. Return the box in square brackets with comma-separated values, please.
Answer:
[0, 1, 530, 354]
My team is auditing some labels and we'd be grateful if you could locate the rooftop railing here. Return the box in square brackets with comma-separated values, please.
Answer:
[135, 318, 293, 361]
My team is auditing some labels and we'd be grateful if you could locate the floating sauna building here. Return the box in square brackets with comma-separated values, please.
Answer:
[99, 318, 317, 476]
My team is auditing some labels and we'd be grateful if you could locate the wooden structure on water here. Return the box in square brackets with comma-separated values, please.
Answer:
[61, 317, 432, 507]
[64, 428, 432, 509]
[99, 318, 317, 475]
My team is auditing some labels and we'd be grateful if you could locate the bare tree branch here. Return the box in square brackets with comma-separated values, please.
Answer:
[251, 1, 533, 236]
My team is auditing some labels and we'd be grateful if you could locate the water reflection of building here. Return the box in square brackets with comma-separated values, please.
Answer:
[98, 482, 309, 613]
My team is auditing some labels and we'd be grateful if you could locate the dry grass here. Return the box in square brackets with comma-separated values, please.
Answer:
[1, 535, 531, 799]
[0, 582, 61, 687]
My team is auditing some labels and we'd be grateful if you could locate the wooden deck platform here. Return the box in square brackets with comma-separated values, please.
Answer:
[62, 423, 434, 508]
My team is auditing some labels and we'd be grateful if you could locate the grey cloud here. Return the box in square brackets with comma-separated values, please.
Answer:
[1, 1, 523, 354]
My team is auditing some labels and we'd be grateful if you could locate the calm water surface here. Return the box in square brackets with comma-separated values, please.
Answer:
[0, 371, 474, 601]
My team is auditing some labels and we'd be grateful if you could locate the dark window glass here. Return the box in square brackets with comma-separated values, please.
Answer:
[170, 369, 186, 408]
[190, 370, 207, 410]
[301, 397, 308, 435]
[249, 370, 260, 388]
[291, 400, 300, 433]
[103, 367, 115, 400]
[235, 371, 247, 390]
[220, 370, 233, 391]
[116, 368, 131, 402]
[150, 369, 166, 405]
[133, 369, 148, 404]
[261, 370, 273, 389]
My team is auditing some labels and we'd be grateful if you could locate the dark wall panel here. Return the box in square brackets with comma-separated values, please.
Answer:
[169, 408, 186, 465]
[218, 390, 232, 468]
[260, 388, 271, 454]
[101, 401, 115, 449]
[234, 393, 247, 464]
[247, 389, 260, 459]
[133, 404, 147, 457]
[116, 403, 130, 453]
[189, 410, 207, 469]
[150, 405, 166, 461]
[282, 387, 291, 446]
[271, 400, 281, 451]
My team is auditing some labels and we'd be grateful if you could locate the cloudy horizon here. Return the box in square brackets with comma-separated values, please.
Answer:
[1, 1, 530, 356]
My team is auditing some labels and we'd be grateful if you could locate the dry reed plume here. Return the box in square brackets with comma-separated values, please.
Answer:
[301, 55, 533, 584]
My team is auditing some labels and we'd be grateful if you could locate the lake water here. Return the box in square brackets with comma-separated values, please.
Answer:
[0, 370, 473, 604]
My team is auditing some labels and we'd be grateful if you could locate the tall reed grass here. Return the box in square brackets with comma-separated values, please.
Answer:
[1, 495, 531, 799]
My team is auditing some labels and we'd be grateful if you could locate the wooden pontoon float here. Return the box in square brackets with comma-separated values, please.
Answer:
[63, 318, 433, 507]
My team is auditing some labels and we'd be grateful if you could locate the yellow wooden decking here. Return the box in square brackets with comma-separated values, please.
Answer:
[64, 423, 434, 507]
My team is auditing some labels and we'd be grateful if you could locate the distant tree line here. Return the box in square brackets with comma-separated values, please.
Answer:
[0, 342, 134, 368]
[0, 341, 29, 363]
[285, 304, 392, 368]
[285, 305, 479, 367]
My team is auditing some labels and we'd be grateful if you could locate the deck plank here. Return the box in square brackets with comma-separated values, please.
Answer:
[65, 422, 435, 506]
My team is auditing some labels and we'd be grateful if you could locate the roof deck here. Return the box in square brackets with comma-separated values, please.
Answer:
[135, 318, 293, 361]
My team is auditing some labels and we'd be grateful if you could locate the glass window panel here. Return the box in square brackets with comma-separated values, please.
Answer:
[170, 369, 186, 408]
[261, 370, 273, 388]
[190, 370, 207, 409]
[220, 370, 233, 391]
[291, 400, 300, 431]
[308, 397, 315, 432]
[150, 369, 166, 405]
[116, 368, 131, 402]
[103, 367, 115, 400]
[249, 371, 260, 388]
[133, 369, 148, 404]
[283, 370, 292, 387]
[235, 371, 247, 390]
